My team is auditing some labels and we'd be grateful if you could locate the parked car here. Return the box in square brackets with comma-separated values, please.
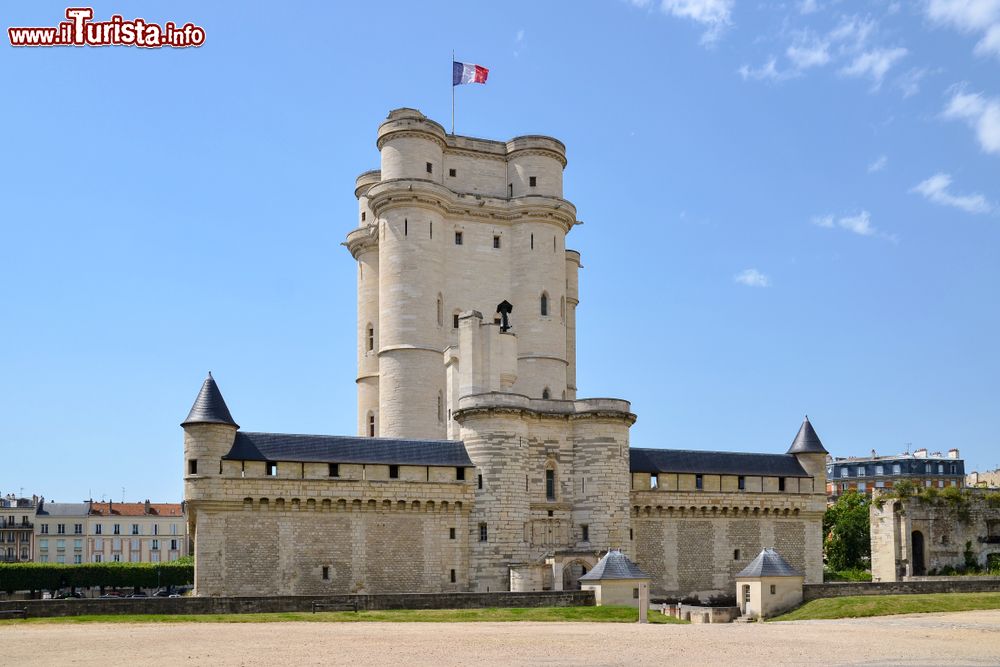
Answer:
[56, 592, 83, 599]
[126, 592, 148, 598]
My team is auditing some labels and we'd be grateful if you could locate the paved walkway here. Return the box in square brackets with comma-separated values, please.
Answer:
[4, 609, 1000, 665]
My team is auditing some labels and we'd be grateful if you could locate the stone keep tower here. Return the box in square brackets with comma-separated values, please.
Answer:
[345, 108, 581, 441]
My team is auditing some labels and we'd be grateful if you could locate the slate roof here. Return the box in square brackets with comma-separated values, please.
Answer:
[735, 548, 803, 578]
[787, 416, 828, 455]
[224, 432, 474, 467]
[89, 502, 184, 517]
[630, 448, 811, 478]
[578, 550, 650, 581]
[182, 372, 239, 428]
[36, 502, 90, 517]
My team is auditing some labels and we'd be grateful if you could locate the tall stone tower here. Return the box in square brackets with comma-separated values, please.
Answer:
[345, 108, 580, 441]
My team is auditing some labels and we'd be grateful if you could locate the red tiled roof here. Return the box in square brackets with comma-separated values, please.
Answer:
[88, 502, 183, 517]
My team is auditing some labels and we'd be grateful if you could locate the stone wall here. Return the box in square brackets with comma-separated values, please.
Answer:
[631, 490, 825, 599]
[0, 590, 593, 619]
[803, 578, 1000, 601]
[870, 490, 1000, 582]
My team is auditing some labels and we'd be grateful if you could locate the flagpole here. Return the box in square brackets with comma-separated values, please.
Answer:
[451, 49, 455, 135]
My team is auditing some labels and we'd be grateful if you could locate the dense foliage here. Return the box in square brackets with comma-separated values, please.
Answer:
[0, 560, 193, 593]
[823, 490, 871, 571]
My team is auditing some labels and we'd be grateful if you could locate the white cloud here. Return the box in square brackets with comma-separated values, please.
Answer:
[799, 0, 821, 14]
[839, 47, 908, 86]
[786, 32, 831, 69]
[925, 0, 1000, 32]
[895, 67, 930, 98]
[658, 0, 735, 44]
[911, 173, 993, 213]
[513, 28, 526, 57]
[943, 87, 1000, 155]
[925, 0, 1000, 59]
[867, 154, 888, 173]
[734, 268, 771, 287]
[811, 210, 896, 240]
[976, 23, 1000, 57]
[738, 57, 797, 82]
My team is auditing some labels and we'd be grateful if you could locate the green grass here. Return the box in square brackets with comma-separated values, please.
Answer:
[0, 605, 687, 625]
[771, 592, 1000, 622]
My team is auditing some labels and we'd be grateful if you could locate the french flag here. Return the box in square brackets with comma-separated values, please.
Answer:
[453, 61, 489, 86]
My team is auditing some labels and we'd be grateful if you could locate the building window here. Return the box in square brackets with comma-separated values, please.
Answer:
[426, 162, 433, 174]
[113, 554, 120, 562]
[778, 478, 786, 492]
[546, 469, 556, 500]
[630, 528, 634, 541]
[734, 549, 740, 560]
[453, 313, 460, 329]
[449, 527, 456, 540]
[540, 292, 549, 316]
[738, 476, 745, 491]
[389, 465, 399, 479]
[73, 555, 82, 564]
[493, 235, 501, 249]
[530, 233, 534, 249]
[366, 325, 374, 351]
[529, 176, 537, 187]
[94, 554, 102, 563]
[74, 524, 82, 535]
[455, 231, 463, 245]
[57, 524, 65, 535]
[322, 566, 330, 580]
[437, 295, 443, 326]
[581, 524, 589, 542]
[131, 524, 140, 535]
[770, 585, 776, 595]
[113, 524, 120, 535]
[368, 413, 376, 437]
[153, 524, 159, 536]
[438, 392, 444, 423]
[456, 467, 466, 481]
[152, 540, 159, 551]
[40, 524, 48, 534]
[938, 464, 945, 474]
[542, 387, 551, 400]
[477, 474, 483, 490]
[858, 482, 867, 493]
[450, 569, 457, 583]
[170, 539, 178, 550]
[938, 480, 945, 488]
[893, 464, 901, 475]
[875, 481, 885, 488]
[876, 466, 884, 476]
[189, 459, 198, 475]
[266, 462, 277, 477]
[650, 473, 659, 489]
[857, 466, 865, 477]
[508, 183, 513, 197]
[695, 474, 703, 490]
[449, 168, 456, 177]
[361, 211, 366, 222]
[840, 468, 848, 478]
[329, 463, 339, 478]
[479, 523, 488, 542]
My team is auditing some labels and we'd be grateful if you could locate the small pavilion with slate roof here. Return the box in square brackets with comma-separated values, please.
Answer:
[735, 548, 804, 619]
[578, 550, 652, 622]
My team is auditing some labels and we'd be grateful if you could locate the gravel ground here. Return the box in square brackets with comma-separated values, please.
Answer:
[5, 609, 1000, 666]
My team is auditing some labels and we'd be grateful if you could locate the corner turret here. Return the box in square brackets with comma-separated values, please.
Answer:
[787, 416, 828, 493]
[182, 373, 238, 485]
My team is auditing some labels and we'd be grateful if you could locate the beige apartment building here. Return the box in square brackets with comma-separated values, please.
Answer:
[0, 495, 38, 563]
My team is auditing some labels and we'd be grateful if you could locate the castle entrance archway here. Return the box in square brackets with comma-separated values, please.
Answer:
[562, 560, 589, 591]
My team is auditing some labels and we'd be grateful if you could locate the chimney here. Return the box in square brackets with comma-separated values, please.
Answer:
[948, 448, 959, 459]
[144, 499, 151, 514]
[914, 448, 928, 459]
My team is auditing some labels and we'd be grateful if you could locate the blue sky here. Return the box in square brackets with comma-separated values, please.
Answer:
[2, 1, 997, 502]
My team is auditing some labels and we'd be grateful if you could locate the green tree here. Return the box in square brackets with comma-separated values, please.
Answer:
[824, 490, 871, 571]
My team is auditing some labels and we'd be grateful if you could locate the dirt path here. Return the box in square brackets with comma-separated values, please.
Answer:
[5, 609, 1000, 666]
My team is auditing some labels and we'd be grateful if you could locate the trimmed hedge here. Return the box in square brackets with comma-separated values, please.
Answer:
[0, 559, 193, 593]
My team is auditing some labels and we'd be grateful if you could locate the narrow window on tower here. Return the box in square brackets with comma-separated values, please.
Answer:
[322, 566, 330, 580]
[404, 218, 408, 236]
[455, 231, 463, 245]
[437, 391, 443, 422]
[529, 176, 537, 187]
[361, 212, 366, 222]
[553, 236, 556, 252]
[389, 465, 399, 479]
[188, 460, 198, 475]
[477, 473, 483, 490]
[542, 387, 550, 399]
[426, 162, 433, 174]
[437, 295, 443, 327]
[493, 235, 501, 249]
[581, 524, 589, 542]
[738, 475, 746, 491]
[450, 569, 456, 583]
[540, 292, 549, 316]
[449, 168, 456, 177]
[695, 474, 703, 490]
[429, 222, 433, 239]
[530, 233, 534, 250]
[368, 413, 375, 437]
[508, 183, 513, 197]
[546, 468, 556, 500]
[366, 324, 374, 352]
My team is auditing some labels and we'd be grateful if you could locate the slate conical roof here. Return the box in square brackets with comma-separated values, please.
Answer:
[578, 550, 650, 581]
[181, 372, 239, 428]
[787, 415, 827, 455]
[736, 548, 802, 578]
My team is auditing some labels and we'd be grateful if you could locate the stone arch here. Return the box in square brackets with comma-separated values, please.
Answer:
[275, 498, 285, 511]
[562, 559, 591, 591]
[306, 498, 316, 511]
[381, 499, 392, 511]
[243, 497, 253, 511]
[426, 500, 435, 512]
[412, 500, 421, 511]
[259, 498, 269, 509]
[366, 499, 376, 511]
[911, 530, 927, 576]
[397, 500, 407, 511]
[291, 498, 300, 510]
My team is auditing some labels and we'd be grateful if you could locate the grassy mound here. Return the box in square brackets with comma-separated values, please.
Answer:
[771, 592, 1000, 622]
